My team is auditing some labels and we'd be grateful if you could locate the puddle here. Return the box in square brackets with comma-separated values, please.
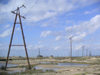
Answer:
[0, 63, 26, 74]
[34, 66, 58, 72]
[8, 68, 26, 74]
[34, 62, 89, 72]
[39, 62, 56, 64]
[57, 63, 89, 66]
[0, 63, 18, 68]
[0, 62, 89, 73]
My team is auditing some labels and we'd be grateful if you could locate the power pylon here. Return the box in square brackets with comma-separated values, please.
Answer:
[5, 5, 31, 70]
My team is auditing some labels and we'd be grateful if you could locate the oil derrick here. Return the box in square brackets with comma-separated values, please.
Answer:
[5, 5, 31, 70]
[37, 48, 43, 58]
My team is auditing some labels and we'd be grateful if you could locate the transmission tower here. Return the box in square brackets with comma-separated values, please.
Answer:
[5, 5, 31, 70]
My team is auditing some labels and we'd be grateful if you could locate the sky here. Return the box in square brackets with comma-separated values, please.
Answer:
[0, 0, 100, 57]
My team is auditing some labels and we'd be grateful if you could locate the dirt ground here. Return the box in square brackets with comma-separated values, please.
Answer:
[0, 56, 100, 75]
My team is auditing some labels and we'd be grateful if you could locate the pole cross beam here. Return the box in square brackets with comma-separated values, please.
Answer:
[5, 5, 31, 70]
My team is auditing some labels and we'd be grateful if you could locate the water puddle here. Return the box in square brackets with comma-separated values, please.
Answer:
[57, 63, 88, 66]
[0, 62, 89, 73]
[39, 62, 54, 64]
[34, 62, 89, 72]
[34, 66, 58, 72]
[0, 63, 26, 74]
[0, 63, 18, 68]
[8, 68, 26, 74]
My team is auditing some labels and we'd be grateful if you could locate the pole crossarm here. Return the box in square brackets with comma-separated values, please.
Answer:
[11, 5, 26, 19]
[11, 45, 24, 46]
[11, 11, 26, 19]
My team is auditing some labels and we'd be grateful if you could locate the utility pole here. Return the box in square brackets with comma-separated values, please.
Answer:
[89, 50, 91, 57]
[86, 49, 88, 57]
[5, 5, 31, 70]
[39, 48, 40, 56]
[69, 36, 73, 62]
[82, 46, 85, 57]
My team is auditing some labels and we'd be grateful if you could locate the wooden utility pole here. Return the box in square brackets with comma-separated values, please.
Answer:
[5, 5, 31, 70]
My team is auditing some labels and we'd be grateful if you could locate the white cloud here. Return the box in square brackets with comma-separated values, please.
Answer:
[0, 25, 20, 38]
[0, 28, 12, 38]
[40, 17, 58, 27]
[0, 0, 100, 53]
[84, 11, 90, 14]
[40, 30, 52, 38]
[84, 7, 100, 15]
[27, 44, 33, 50]
[41, 23, 49, 27]
[55, 36, 62, 41]
[0, 0, 99, 23]
[4, 24, 10, 29]
[65, 15, 100, 41]
[74, 44, 83, 50]
[40, 15, 100, 44]
[0, 44, 2, 46]
[54, 46, 60, 50]
[27, 12, 57, 22]
[73, 32, 86, 41]
[33, 44, 45, 50]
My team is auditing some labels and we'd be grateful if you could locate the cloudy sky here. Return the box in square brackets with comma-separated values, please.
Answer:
[0, 0, 100, 57]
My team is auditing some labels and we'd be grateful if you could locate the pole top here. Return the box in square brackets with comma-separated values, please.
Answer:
[11, 5, 26, 19]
